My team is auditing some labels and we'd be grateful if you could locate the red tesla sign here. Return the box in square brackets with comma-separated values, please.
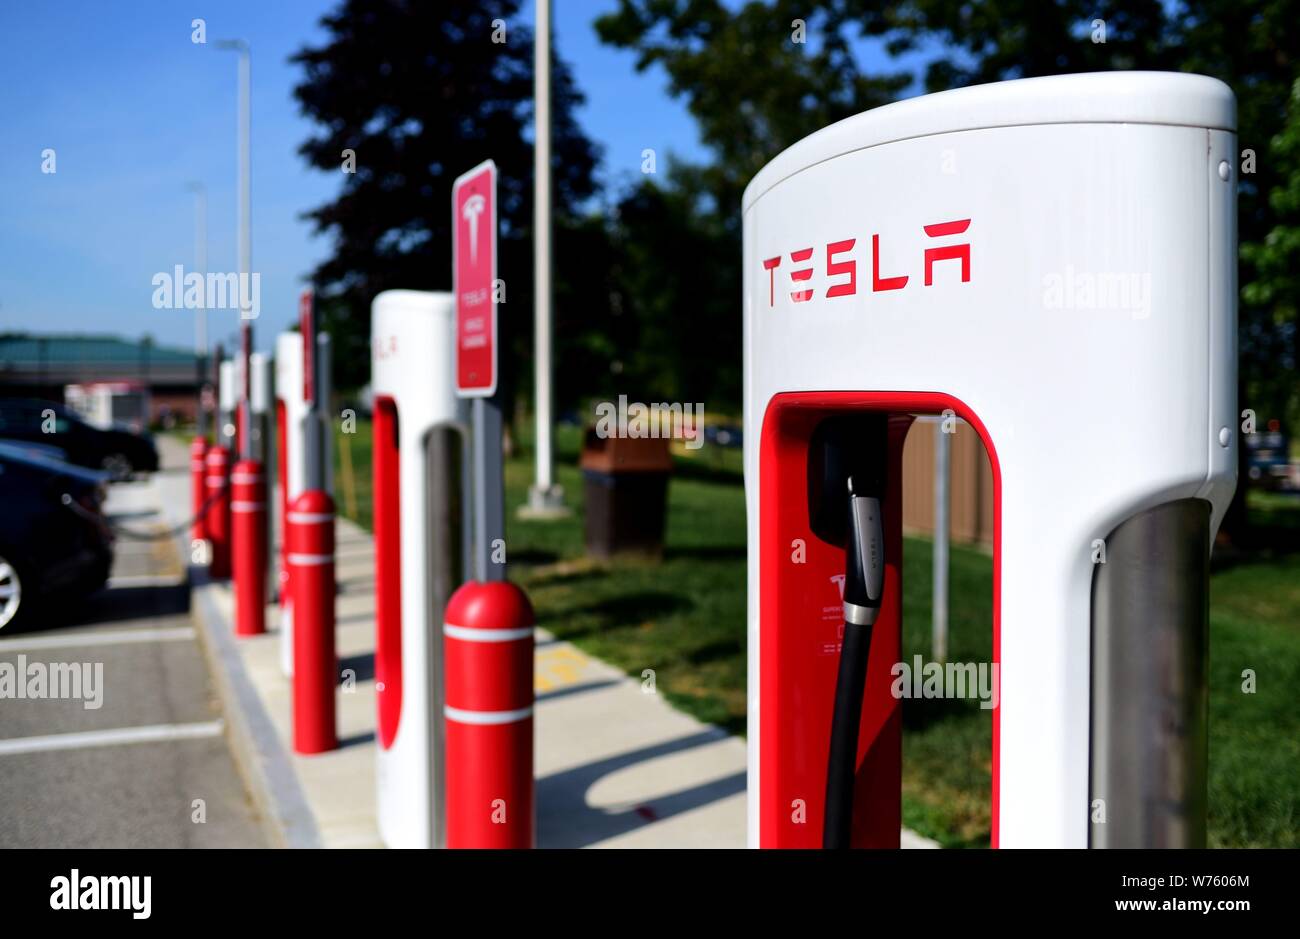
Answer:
[452, 160, 497, 397]
[299, 287, 315, 406]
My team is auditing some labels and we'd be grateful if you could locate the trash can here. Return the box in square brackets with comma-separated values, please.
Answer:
[580, 430, 673, 559]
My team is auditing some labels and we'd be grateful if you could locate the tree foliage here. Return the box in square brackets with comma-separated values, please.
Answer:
[595, 0, 1300, 544]
[292, 0, 597, 391]
[597, 0, 911, 221]
[295, 0, 1300, 444]
[1241, 77, 1300, 426]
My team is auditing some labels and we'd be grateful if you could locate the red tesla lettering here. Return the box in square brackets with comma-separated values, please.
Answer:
[761, 216, 973, 307]
[763, 256, 781, 306]
[872, 234, 908, 292]
[923, 219, 971, 285]
[825, 239, 856, 298]
[789, 247, 814, 303]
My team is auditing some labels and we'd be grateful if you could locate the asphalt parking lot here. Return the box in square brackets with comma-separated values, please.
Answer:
[0, 472, 266, 848]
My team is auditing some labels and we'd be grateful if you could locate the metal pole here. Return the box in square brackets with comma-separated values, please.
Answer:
[527, 0, 562, 514]
[190, 183, 209, 436]
[218, 39, 252, 460]
[473, 397, 505, 582]
[237, 44, 252, 460]
[933, 419, 950, 663]
[213, 343, 226, 448]
[1090, 499, 1210, 847]
[300, 292, 323, 492]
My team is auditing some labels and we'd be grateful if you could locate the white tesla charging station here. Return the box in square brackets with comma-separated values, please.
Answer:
[275, 329, 334, 676]
[249, 352, 274, 585]
[744, 73, 1237, 848]
[371, 289, 470, 848]
[218, 359, 237, 452]
[248, 352, 272, 463]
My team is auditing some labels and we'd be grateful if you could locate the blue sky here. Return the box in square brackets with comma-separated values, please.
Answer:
[0, 1, 920, 355]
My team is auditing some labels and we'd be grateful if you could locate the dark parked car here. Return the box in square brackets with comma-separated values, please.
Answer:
[0, 398, 158, 478]
[705, 423, 744, 448]
[0, 442, 114, 631]
[1245, 423, 1292, 491]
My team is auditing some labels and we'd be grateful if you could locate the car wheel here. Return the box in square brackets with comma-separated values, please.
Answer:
[101, 453, 132, 478]
[0, 552, 30, 631]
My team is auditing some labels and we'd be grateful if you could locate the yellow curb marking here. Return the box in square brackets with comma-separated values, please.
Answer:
[535, 644, 595, 693]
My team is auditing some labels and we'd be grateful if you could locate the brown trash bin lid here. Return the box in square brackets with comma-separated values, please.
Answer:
[579, 430, 674, 473]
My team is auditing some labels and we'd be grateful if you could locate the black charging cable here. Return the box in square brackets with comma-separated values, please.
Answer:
[806, 415, 888, 849]
[823, 476, 885, 848]
[60, 480, 228, 541]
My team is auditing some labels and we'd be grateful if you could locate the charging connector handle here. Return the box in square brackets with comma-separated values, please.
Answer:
[842, 480, 884, 626]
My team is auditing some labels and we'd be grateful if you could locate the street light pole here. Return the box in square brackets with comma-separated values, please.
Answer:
[217, 38, 252, 460]
[187, 181, 208, 436]
[525, 0, 565, 517]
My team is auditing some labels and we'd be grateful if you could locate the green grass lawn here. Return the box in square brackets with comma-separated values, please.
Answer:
[504, 426, 749, 734]
[333, 419, 375, 531]
[1202, 550, 1300, 847]
[334, 417, 1300, 848]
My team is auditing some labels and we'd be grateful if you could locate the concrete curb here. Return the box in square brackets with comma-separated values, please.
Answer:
[190, 569, 323, 849]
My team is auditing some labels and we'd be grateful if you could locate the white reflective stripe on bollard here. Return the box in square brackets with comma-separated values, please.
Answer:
[444, 705, 533, 725]
[231, 473, 264, 484]
[287, 512, 334, 524]
[287, 553, 333, 566]
[231, 501, 266, 512]
[443, 623, 533, 643]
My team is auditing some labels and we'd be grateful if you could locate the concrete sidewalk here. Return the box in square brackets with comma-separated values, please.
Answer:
[158, 436, 749, 848]
[158, 436, 938, 849]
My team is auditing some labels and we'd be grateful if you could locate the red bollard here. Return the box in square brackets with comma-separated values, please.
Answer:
[276, 399, 290, 610]
[231, 459, 267, 636]
[190, 437, 209, 546]
[205, 445, 232, 578]
[288, 490, 337, 754]
[444, 581, 535, 848]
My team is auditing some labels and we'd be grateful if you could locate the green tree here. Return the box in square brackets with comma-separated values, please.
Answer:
[883, 0, 1175, 89]
[615, 170, 741, 406]
[890, 0, 1300, 540]
[597, 0, 911, 223]
[1241, 77, 1300, 433]
[593, 0, 913, 413]
[292, 0, 598, 394]
[599, 0, 1300, 538]
[1176, 1, 1300, 441]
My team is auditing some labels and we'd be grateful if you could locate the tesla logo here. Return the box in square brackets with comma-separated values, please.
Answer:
[830, 574, 845, 600]
[763, 219, 971, 307]
[462, 193, 487, 263]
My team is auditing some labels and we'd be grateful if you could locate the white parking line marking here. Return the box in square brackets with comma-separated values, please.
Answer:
[0, 626, 195, 653]
[106, 574, 186, 588]
[0, 720, 225, 756]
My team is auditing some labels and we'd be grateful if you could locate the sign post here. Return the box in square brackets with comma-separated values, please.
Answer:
[299, 287, 324, 491]
[452, 161, 533, 847]
[453, 160, 504, 583]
